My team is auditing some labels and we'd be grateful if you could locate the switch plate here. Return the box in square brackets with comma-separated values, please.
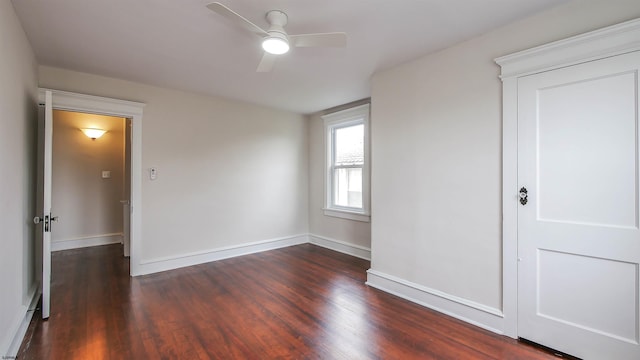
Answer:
[101, 170, 111, 179]
[150, 167, 157, 180]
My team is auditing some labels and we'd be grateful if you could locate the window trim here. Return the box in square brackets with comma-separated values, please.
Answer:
[322, 103, 370, 222]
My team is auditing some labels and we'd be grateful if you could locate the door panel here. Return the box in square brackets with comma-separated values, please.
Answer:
[537, 71, 638, 228]
[518, 51, 640, 359]
[537, 250, 637, 342]
[41, 90, 53, 319]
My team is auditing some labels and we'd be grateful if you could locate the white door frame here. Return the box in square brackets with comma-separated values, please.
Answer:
[495, 18, 640, 338]
[38, 88, 145, 276]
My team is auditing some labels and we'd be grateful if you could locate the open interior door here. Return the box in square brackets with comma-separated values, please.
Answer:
[35, 90, 54, 319]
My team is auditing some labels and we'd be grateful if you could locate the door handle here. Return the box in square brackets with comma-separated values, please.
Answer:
[48, 214, 58, 232]
[519, 187, 528, 205]
[40, 214, 58, 232]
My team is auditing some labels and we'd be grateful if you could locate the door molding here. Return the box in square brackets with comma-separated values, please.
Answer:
[495, 18, 640, 338]
[38, 88, 145, 276]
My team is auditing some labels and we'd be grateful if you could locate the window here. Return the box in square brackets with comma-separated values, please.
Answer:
[322, 104, 370, 222]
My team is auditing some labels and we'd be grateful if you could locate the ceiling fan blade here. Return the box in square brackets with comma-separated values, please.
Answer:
[289, 32, 347, 48]
[207, 2, 268, 37]
[256, 52, 277, 72]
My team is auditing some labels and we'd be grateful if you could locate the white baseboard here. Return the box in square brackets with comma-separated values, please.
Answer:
[134, 234, 309, 276]
[309, 234, 371, 260]
[52, 233, 123, 251]
[2, 285, 40, 359]
[366, 269, 504, 335]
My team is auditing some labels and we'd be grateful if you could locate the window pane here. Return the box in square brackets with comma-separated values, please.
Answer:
[334, 167, 363, 208]
[335, 124, 364, 166]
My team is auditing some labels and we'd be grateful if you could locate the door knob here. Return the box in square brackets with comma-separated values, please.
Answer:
[33, 216, 42, 224]
[519, 187, 528, 205]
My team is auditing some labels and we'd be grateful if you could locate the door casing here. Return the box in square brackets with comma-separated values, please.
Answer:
[495, 18, 640, 338]
[38, 89, 145, 276]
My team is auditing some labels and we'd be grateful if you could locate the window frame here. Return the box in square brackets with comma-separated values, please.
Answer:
[322, 103, 370, 222]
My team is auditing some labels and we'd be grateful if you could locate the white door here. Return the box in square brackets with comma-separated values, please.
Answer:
[38, 90, 54, 319]
[517, 51, 640, 359]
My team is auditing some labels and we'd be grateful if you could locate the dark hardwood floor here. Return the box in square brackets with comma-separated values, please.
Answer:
[19, 244, 559, 359]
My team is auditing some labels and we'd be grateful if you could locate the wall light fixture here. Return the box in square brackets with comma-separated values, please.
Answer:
[81, 128, 107, 140]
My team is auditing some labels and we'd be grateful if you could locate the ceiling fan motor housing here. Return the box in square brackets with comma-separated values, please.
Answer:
[266, 10, 288, 30]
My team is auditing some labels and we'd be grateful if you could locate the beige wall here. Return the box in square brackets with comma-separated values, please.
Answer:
[308, 101, 371, 251]
[6, 1, 638, 352]
[0, 1, 38, 356]
[39, 66, 309, 263]
[52, 110, 125, 248]
[370, 0, 640, 314]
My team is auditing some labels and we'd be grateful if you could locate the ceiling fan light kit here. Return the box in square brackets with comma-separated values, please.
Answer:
[207, 2, 346, 72]
[262, 33, 289, 55]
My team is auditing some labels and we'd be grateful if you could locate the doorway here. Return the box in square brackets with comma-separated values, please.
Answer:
[37, 89, 144, 320]
[36, 88, 145, 270]
[50, 110, 130, 254]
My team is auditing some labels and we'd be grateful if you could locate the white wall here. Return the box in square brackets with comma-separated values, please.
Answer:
[308, 101, 371, 258]
[52, 110, 125, 250]
[369, 0, 640, 332]
[39, 66, 309, 270]
[0, 1, 38, 357]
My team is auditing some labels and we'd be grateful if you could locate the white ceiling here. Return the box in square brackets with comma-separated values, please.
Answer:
[12, 0, 566, 114]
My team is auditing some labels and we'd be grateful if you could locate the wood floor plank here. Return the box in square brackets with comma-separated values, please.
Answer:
[18, 243, 560, 359]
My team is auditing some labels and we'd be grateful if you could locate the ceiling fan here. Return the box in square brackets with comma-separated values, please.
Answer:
[206, 2, 347, 72]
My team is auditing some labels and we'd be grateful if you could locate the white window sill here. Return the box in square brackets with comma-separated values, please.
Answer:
[323, 208, 370, 222]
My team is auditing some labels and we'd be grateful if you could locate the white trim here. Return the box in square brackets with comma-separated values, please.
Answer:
[51, 233, 123, 251]
[495, 18, 640, 79]
[366, 269, 504, 335]
[39, 88, 144, 276]
[309, 234, 371, 260]
[134, 234, 375, 275]
[500, 76, 519, 338]
[2, 285, 40, 359]
[322, 208, 370, 222]
[38, 89, 144, 117]
[136, 234, 309, 275]
[322, 103, 371, 217]
[494, 18, 640, 339]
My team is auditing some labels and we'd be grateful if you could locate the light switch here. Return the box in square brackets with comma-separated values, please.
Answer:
[101, 170, 111, 179]
[150, 167, 157, 180]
